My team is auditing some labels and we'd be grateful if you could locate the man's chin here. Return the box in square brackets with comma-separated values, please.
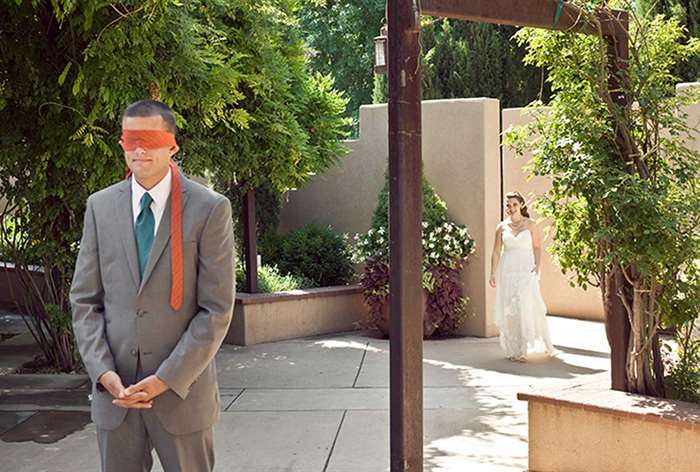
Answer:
[129, 170, 152, 182]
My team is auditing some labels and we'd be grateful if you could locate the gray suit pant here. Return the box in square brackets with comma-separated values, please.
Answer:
[96, 357, 214, 472]
[96, 408, 214, 472]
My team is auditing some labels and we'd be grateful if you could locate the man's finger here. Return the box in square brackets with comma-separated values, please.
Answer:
[113, 402, 152, 409]
[108, 385, 126, 399]
[113, 399, 153, 409]
[119, 391, 150, 402]
[123, 381, 148, 397]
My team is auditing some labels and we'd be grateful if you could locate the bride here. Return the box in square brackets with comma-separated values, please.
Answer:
[489, 191, 554, 361]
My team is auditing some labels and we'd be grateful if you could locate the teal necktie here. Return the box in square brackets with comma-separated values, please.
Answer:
[136, 192, 155, 279]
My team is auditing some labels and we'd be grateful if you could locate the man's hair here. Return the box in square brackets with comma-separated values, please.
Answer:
[121, 100, 177, 134]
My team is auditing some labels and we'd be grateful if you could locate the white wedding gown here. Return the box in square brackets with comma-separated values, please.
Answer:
[493, 226, 554, 359]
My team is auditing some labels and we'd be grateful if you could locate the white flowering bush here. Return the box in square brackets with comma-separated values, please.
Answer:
[350, 173, 476, 337]
[351, 221, 475, 269]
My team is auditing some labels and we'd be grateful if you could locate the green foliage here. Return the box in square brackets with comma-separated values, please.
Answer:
[260, 223, 355, 288]
[0, 0, 349, 371]
[421, 19, 548, 106]
[236, 262, 313, 293]
[371, 169, 451, 234]
[299, 0, 385, 135]
[637, 0, 700, 81]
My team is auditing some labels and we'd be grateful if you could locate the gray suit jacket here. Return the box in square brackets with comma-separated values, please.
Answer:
[70, 174, 235, 435]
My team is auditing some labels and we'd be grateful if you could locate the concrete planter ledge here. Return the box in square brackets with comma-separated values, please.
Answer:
[226, 284, 365, 346]
[235, 284, 363, 305]
[518, 374, 700, 471]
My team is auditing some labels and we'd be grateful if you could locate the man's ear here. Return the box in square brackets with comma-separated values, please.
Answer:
[169, 144, 179, 157]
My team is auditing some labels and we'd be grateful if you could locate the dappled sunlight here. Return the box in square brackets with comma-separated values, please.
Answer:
[424, 430, 527, 472]
[221, 352, 292, 371]
[423, 395, 528, 472]
[313, 339, 382, 352]
[310, 332, 608, 387]
[422, 358, 470, 371]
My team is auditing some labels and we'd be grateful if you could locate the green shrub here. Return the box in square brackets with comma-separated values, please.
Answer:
[236, 262, 313, 293]
[260, 223, 355, 288]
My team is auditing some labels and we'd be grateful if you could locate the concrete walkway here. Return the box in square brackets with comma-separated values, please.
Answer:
[0, 315, 610, 471]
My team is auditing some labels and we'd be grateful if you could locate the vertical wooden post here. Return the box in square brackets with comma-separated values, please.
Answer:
[604, 12, 630, 392]
[388, 0, 423, 470]
[242, 187, 258, 293]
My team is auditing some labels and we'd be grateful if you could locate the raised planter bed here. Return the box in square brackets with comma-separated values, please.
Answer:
[518, 374, 700, 472]
[225, 284, 365, 346]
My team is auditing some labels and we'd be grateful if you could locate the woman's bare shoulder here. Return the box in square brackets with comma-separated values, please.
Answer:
[525, 218, 539, 230]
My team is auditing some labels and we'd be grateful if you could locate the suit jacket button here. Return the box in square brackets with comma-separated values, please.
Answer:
[136, 310, 143, 317]
[130, 348, 138, 356]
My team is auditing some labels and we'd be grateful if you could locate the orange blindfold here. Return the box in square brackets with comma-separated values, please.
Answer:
[120, 130, 177, 151]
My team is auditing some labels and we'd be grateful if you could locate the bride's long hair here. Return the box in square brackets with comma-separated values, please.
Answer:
[505, 191, 530, 218]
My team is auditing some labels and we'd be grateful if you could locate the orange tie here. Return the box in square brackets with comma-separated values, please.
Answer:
[168, 160, 184, 311]
[125, 160, 184, 311]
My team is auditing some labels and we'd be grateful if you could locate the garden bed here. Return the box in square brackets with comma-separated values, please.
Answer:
[225, 284, 365, 346]
[518, 374, 700, 472]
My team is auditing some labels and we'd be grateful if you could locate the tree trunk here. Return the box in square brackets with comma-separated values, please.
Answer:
[602, 263, 630, 391]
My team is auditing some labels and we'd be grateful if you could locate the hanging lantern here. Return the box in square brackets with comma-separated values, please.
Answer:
[373, 24, 388, 75]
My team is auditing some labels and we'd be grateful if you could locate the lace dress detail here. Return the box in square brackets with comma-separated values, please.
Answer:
[493, 227, 554, 359]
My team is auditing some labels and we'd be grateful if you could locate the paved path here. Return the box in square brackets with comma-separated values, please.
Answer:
[0, 315, 610, 471]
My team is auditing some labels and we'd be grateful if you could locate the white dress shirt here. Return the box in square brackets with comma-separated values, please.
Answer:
[131, 167, 172, 236]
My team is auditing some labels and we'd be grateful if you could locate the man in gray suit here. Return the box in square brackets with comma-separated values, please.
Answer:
[70, 100, 235, 471]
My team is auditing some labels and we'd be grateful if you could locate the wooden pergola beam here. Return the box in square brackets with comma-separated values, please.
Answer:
[421, 0, 626, 36]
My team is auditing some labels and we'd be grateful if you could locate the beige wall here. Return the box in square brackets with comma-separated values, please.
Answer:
[677, 83, 700, 155]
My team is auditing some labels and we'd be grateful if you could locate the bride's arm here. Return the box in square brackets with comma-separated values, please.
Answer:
[530, 221, 542, 273]
[490, 224, 503, 287]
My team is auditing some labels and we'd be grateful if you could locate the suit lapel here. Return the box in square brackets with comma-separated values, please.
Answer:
[116, 179, 140, 289]
[138, 174, 190, 294]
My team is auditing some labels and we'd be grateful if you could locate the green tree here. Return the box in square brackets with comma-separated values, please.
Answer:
[0, 0, 348, 371]
[506, 1, 700, 396]
[299, 0, 385, 136]
[637, 0, 700, 80]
